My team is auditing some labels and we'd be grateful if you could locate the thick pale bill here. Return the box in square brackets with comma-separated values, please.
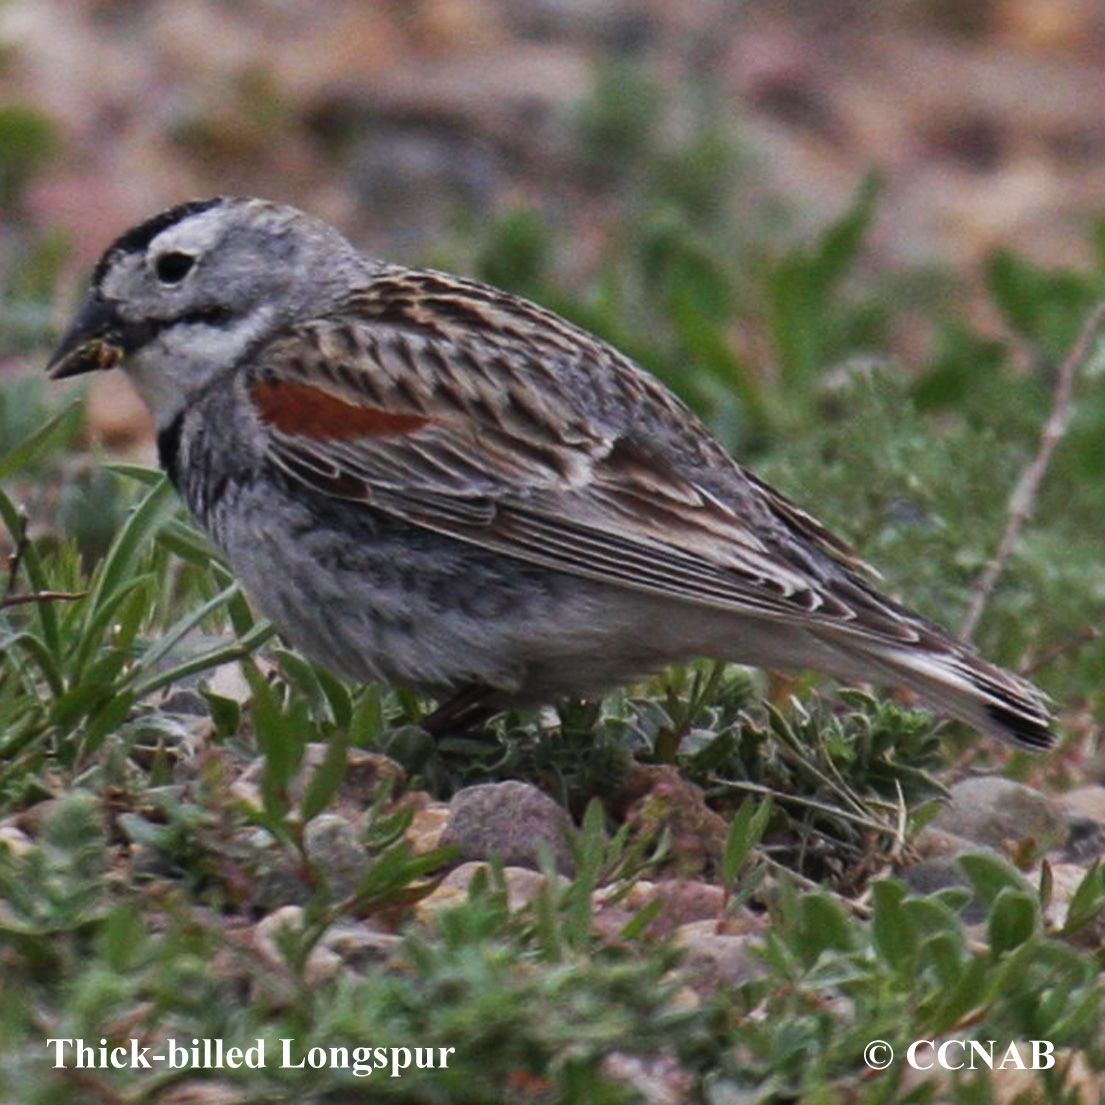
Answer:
[56, 338, 124, 377]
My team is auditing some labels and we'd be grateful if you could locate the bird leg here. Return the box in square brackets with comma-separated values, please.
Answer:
[420, 683, 498, 738]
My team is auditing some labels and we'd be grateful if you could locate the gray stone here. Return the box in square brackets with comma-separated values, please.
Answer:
[232, 745, 405, 827]
[901, 857, 987, 923]
[1060, 816, 1105, 863]
[674, 925, 763, 990]
[1057, 785, 1105, 825]
[441, 781, 576, 874]
[418, 862, 565, 921]
[601, 1051, 695, 1105]
[303, 813, 371, 900]
[932, 776, 1065, 855]
[593, 878, 728, 939]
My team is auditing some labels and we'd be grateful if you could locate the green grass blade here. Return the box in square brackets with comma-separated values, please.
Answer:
[86, 477, 177, 620]
[720, 797, 772, 887]
[0, 486, 62, 656]
[134, 582, 240, 673]
[0, 403, 81, 483]
[66, 574, 153, 684]
[0, 629, 64, 697]
[132, 618, 275, 699]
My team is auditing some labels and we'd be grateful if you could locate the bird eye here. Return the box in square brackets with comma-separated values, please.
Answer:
[154, 251, 196, 284]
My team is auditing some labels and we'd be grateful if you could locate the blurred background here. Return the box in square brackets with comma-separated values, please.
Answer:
[4, 0, 1105, 446]
[1, 0, 1104, 724]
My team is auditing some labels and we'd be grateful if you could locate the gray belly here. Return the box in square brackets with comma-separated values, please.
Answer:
[201, 478, 681, 699]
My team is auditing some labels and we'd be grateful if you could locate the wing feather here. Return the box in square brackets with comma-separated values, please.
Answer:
[248, 278, 917, 644]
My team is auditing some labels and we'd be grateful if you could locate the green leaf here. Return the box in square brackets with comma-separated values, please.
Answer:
[348, 685, 387, 746]
[134, 583, 241, 674]
[619, 896, 666, 942]
[202, 690, 241, 739]
[352, 840, 450, 912]
[314, 666, 352, 730]
[477, 208, 551, 295]
[0, 628, 64, 697]
[794, 893, 854, 965]
[244, 662, 304, 822]
[0, 486, 62, 656]
[1059, 860, 1105, 937]
[75, 690, 136, 756]
[870, 879, 918, 973]
[67, 574, 152, 684]
[666, 290, 766, 436]
[0, 104, 58, 206]
[273, 648, 335, 724]
[932, 954, 991, 1031]
[900, 894, 964, 941]
[0, 402, 80, 482]
[103, 462, 164, 486]
[299, 726, 353, 824]
[765, 172, 882, 388]
[987, 888, 1038, 957]
[96, 905, 149, 972]
[154, 517, 219, 567]
[1046, 977, 1105, 1042]
[1037, 857, 1053, 912]
[986, 249, 1097, 355]
[84, 477, 177, 625]
[49, 681, 112, 729]
[918, 931, 967, 989]
[133, 618, 275, 699]
[562, 799, 605, 949]
[720, 798, 772, 887]
[957, 853, 1028, 910]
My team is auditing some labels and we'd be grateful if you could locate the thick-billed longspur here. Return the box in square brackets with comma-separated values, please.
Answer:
[47, 197, 1054, 749]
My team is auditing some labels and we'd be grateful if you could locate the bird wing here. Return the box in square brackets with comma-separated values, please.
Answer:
[245, 274, 918, 642]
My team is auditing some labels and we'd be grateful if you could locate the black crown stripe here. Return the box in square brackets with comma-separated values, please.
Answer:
[93, 198, 225, 284]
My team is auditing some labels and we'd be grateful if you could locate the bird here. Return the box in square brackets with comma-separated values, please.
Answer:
[46, 196, 1054, 750]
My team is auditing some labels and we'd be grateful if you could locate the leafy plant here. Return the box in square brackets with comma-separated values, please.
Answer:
[0, 104, 57, 208]
[2, 55, 1104, 1103]
[0, 426, 272, 798]
[728, 863, 1105, 1101]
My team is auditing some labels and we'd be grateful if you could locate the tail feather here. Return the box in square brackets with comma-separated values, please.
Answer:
[833, 641, 1054, 751]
